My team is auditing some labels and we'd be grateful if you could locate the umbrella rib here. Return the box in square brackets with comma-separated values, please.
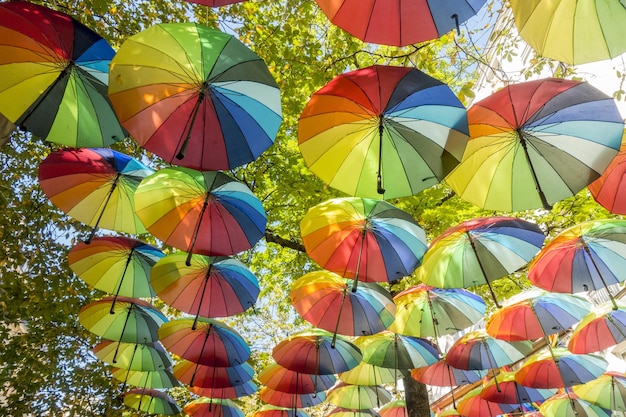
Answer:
[581, 241, 618, 309]
[467, 231, 501, 307]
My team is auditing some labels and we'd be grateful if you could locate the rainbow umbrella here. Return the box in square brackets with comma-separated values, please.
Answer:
[0, 1, 124, 147]
[573, 372, 626, 412]
[272, 329, 362, 375]
[480, 371, 556, 404]
[568, 301, 626, 353]
[150, 251, 259, 323]
[337, 362, 408, 386]
[411, 359, 486, 387]
[123, 388, 181, 415]
[446, 78, 623, 211]
[328, 408, 381, 417]
[539, 392, 611, 417]
[389, 284, 486, 340]
[92, 340, 172, 372]
[510, 0, 626, 65]
[379, 400, 408, 417]
[327, 383, 392, 410]
[417, 216, 545, 306]
[68, 236, 163, 303]
[111, 368, 180, 389]
[456, 387, 519, 417]
[300, 197, 427, 288]
[290, 271, 395, 340]
[588, 133, 626, 214]
[528, 219, 626, 309]
[158, 318, 250, 367]
[109, 23, 281, 171]
[258, 363, 336, 394]
[259, 387, 326, 408]
[184, 398, 244, 417]
[38, 148, 153, 240]
[298, 65, 469, 199]
[189, 380, 258, 399]
[173, 359, 254, 388]
[356, 331, 439, 370]
[253, 405, 309, 417]
[134, 167, 266, 263]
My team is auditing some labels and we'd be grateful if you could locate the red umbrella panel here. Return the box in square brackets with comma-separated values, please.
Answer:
[588, 132, 626, 214]
[173, 359, 255, 388]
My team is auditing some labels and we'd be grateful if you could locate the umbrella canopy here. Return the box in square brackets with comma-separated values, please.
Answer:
[446, 329, 533, 371]
[123, 388, 181, 415]
[379, 400, 408, 417]
[92, 340, 172, 372]
[134, 168, 266, 261]
[78, 296, 167, 344]
[109, 22, 281, 171]
[158, 317, 250, 367]
[355, 331, 439, 370]
[189, 380, 258, 399]
[258, 363, 336, 394]
[417, 216, 545, 306]
[539, 393, 611, 417]
[272, 329, 362, 375]
[337, 362, 408, 386]
[510, 0, 626, 65]
[253, 405, 309, 417]
[68, 236, 163, 300]
[515, 347, 608, 388]
[389, 284, 486, 338]
[298, 65, 469, 199]
[150, 251, 259, 320]
[290, 271, 395, 338]
[568, 301, 626, 353]
[480, 371, 556, 404]
[184, 398, 244, 417]
[0, 1, 124, 147]
[446, 78, 623, 211]
[328, 408, 381, 417]
[259, 387, 326, 408]
[528, 219, 626, 307]
[588, 133, 626, 214]
[111, 368, 180, 389]
[485, 291, 591, 341]
[314, 0, 487, 46]
[173, 359, 254, 389]
[456, 387, 519, 417]
[411, 359, 486, 387]
[327, 383, 392, 410]
[573, 372, 626, 412]
[300, 197, 427, 286]
[38, 148, 152, 239]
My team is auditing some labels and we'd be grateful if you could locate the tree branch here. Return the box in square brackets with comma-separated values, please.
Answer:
[264, 230, 306, 252]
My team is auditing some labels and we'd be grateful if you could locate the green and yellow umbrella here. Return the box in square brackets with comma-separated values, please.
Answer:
[123, 388, 181, 415]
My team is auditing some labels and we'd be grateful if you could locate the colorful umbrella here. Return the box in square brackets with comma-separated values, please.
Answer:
[417, 216, 545, 306]
[68, 236, 163, 302]
[109, 22, 281, 171]
[123, 388, 181, 415]
[258, 363, 336, 394]
[150, 251, 259, 322]
[174, 359, 255, 388]
[456, 387, 519, 417]
[446, 78, 623, 211]
[111, 368, 180, 389]
[134, 167, 266, 262]
[337, 362, 408, 386]
[272, 329, 362, 375]
[253, 405, 309, 417]
[568, 301, 626, 353]
[355, 331, 439, 370]
[189, 380, 258, 399]
[515, 347, 608, 388]
[411, 359, 486, 387]
[327, 408, 381, 417]
[259, 387, 326, 408]
[38, 148, 153, 240]
[92, 340, 172, 371]
[300, 197, 427, 287]
[480, 371, 557, 404]
[539, 392, 611, 417]
[290, 271, 395, 339]
[485, 291, 591, 342]
[588, 133, 626, 214]
[298, 65, 469, 199]
[389, 284, 486, 339]
[78, 296, 167, 344]
[0, 1, 124, 147]
[528, 219, 626, 308]
[379, 400, 408, 417]
[573, 372, 626, 412]
[158, 317, 250, 367]
[510, 0, 626, 65]
[184, 398, 244, 417]
[314, 0, 487, 46]
[327, 383, 392, 410]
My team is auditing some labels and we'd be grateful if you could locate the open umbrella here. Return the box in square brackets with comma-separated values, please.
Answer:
[456, 387, 519, 417]
[337, 362, 408, 386]
[379, 400, 408, 417]
[38, 148, 153, 240]
[189, 380, 258, 399]
[480, 371, 556, 404]
[298, 65, 469, 199]
[327, 383, 392, 410]
[68, 236, 163, 304]
[184, 398, 244, 417]
[446, 78, 623, 211]
[134, 167, 266, 263]
[173, 359, 254, 388]
[290, 271, 395, 340]
[111, 368, 180, 389]
[158, 317, 250, 367]
[411, 359, 486, 387]
[314, 0, 487, 46]
[588, 133, 626, 214]
[510, 0, 626, 65]
[259, 387, 326, 408]
[417, 216, 545, 306]
[568, 301, 626, 353]
[150, 251, 259, 323]
[253, 405, 309, 417]
[539, 392, 611, 417]
[300, 197, 427, 287]
[356, 331, 439, 370]
[123, 388, 181, 415]
[0, 1, 124, 147]
[109, 22, 281, 171]
[573, 372, 626, 412]
[528, 219, 626, 309]
[389, 284, 486, 340]
[258, 363, 336, 394]
[92, 340, 172, 371]
[328, 408, 381, 417]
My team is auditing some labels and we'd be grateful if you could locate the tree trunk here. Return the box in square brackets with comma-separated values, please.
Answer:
[404, 374, 431, 417]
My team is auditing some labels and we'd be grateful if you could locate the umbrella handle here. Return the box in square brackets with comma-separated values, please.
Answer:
[86, 173, 120, 244]
[110, 247, 135, 314]
[377, 118, 385, 195]
[193, 264, 213, 330]
[177, 84, 207, 161]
